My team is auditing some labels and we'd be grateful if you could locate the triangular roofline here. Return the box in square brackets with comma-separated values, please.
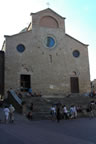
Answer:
[30, 8, 66, 19]
[65, 33, 89, 47]
[4, 30, 32, 38]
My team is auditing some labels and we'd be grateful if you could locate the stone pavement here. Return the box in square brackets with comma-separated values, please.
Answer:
[0, 108, 96, 144]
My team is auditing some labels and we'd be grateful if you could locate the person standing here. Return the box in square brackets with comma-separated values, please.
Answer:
[89, 101, 95, 118]
[63, 105, 69, 119]
[56, 104, 61, 122]
[9, 104, 15, 123]
[4, 106, 10, 123]
[73, 105, 77, 118]
[69, 105, 74, 119]
[50, 104, 56, 121]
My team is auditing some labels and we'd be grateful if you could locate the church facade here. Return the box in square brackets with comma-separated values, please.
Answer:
[2, 8, 91, 96]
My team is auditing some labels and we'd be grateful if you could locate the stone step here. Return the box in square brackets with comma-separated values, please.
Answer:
[21, 94, 96, 120]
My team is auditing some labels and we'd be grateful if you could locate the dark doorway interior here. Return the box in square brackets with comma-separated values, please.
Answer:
[70, 77, 79, 93]
[20, 74, 31, 91]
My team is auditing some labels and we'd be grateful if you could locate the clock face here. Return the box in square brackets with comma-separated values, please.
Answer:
[44, 36, 56, 48]
[16, 44, 25, 53]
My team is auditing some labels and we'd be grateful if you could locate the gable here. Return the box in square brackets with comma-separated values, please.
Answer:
[31, 8, 65, 19]
[31, 8, 65, 30]
[65, 34, 88, 47]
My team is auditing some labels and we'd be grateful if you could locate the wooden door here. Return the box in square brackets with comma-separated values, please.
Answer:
[70, 77, 79, 93]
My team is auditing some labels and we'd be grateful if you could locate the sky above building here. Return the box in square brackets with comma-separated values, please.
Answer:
[0, 0, 96, 80]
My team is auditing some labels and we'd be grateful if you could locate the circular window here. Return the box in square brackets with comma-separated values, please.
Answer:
[73, 50, 80, 57]
[16, 44, 25, 53]
[45, 36, 55, 48]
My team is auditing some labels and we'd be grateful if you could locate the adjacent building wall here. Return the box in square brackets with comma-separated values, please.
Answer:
[0, 51, 4, 97]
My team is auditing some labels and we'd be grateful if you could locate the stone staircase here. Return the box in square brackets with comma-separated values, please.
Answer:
[7, 90, 96, 120]
[22, 96, 52, 120]
[22, 93, 95, 120]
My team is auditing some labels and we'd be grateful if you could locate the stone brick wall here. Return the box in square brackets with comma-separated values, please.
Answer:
[4, 8, 91, 97]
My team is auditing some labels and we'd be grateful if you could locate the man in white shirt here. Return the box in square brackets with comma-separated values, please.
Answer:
[50, 105, 56, 120]
[4, 106, 10, 123]
[63, 105, 69, 119]
[70, 105, 77, 119]
[9, 104, 15, 123]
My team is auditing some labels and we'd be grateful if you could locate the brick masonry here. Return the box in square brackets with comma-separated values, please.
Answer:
[3, 8, 91, 97]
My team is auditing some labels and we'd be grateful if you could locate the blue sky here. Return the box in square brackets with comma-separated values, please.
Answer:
[0, 0, 96, 80]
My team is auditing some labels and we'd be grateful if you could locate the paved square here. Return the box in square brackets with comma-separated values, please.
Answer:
[0, 109, 96, 144]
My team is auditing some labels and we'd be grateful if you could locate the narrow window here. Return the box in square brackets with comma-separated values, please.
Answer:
[49, 55, 52, 63]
